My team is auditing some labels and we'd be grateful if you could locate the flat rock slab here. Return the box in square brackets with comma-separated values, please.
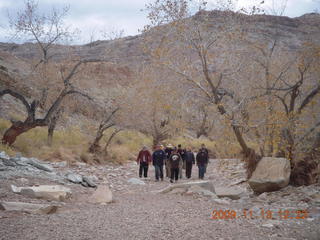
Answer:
[11, 185, 72, 201]
[159, 181, 215, 194]
[169, 188, 187, 194]
[187, 185, 218, 198]
[215, 187, 244, 200]
[0, 201, 58, 214]
[89, 185, 113, 204]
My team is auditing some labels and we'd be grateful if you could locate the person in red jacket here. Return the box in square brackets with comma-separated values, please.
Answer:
[136, 146, 152, 178]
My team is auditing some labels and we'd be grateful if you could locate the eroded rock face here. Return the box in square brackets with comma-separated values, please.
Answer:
[89, 185, 113, 204]
[0, 201, 58, 214]
[249, 157, 291, 193]
[11, 185, 72, 201]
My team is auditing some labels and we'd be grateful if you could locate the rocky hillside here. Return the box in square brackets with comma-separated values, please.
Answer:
[1, 11, 319, 89]
[0, 10, 319, 131]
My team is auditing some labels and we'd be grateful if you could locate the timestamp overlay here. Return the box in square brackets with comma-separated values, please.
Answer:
[210, 209, 309, 220]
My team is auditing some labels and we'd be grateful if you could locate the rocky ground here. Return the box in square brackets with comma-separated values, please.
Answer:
[0, 155, 319, 240]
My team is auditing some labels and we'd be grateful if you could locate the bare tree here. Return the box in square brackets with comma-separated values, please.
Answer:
[0, 59, 104, 146]
[144, 0, 265, 177]
[7, 0, 76, 144]
[89, 108, 120, 153]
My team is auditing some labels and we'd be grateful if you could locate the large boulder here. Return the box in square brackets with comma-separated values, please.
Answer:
[11, 185, 72, 201]
[89, 185, 113, 204]
[248, 157, 291, 193]
[215, 186, 244, 200]
[0, 201, 58, 214]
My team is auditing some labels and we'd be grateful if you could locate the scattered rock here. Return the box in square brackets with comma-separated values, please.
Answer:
[248, 157, 290, 193]
[82, 176, 97, 188]
[25, 158, 54, 172]
[128, 178, 146, 185]
[89, 185, 113, 204]
[1, 158, 16, 167]
[66, 173, 83, 184]
[0, 201, 58, 214]
[215, 187, 244, 200]
[0, 151, 10, 160]
[261, 223, 274, 228]
[11, 185, 72, 201]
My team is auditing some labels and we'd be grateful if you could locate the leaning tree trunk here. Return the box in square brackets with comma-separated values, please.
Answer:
[2, 120, 45, 146]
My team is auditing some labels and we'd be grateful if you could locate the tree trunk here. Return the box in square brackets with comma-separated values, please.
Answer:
[104, 129, 121, 155]
[232, 124, 260, 178]
[2, 122, 37, 146]
[89, 132, 104, 153]
[47, 125, 54, 146]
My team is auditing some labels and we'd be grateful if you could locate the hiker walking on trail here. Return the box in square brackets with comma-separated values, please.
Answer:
[152, 145, 166, 181]
[137, 146, 152, 178]
[200, 144, 209, 173]
[184, 148, 195, 179]
[196, 146, 209, 180]
[169, 147, 182, 183]
[164, 144, 174, 178]
[177, 144, 186, 179]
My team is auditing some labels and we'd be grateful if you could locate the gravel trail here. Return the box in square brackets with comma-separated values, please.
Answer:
[0, 159, 319, 240]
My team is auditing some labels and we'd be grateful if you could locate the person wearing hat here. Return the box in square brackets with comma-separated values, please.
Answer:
[152, 144, 166, 181]
[164, 144, 174, 178]
[136, 146, 152, 178]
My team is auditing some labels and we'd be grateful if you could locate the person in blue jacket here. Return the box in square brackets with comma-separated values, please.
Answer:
[152, 145, 166, 181]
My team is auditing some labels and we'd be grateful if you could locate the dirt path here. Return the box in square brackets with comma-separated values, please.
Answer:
[0, 159, 319, 240]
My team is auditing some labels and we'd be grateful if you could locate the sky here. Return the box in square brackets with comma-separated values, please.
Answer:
[0, 0, 319, 44]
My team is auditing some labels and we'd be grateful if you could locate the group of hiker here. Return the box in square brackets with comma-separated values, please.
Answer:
[136, 144, 210, 183]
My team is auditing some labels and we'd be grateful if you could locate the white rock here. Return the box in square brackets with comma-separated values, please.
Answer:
[262, 223, 274, 228]
[11, 185, 72, 201]
[128, 178, 146, 185]
[0, 151, 10, 160]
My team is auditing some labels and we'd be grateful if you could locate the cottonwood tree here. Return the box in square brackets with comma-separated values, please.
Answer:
[89, 107, 121, 154]
[0, 59, 103, 146]
[144, 0, 264, 177]
[7, 0, 76, 145]
[121, 65, 185, 147]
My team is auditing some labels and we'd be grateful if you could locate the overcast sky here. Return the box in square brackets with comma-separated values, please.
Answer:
[0, 0, 319, 44]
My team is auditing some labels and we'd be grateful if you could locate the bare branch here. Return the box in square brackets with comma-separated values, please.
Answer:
[0, 89, 31, 114]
